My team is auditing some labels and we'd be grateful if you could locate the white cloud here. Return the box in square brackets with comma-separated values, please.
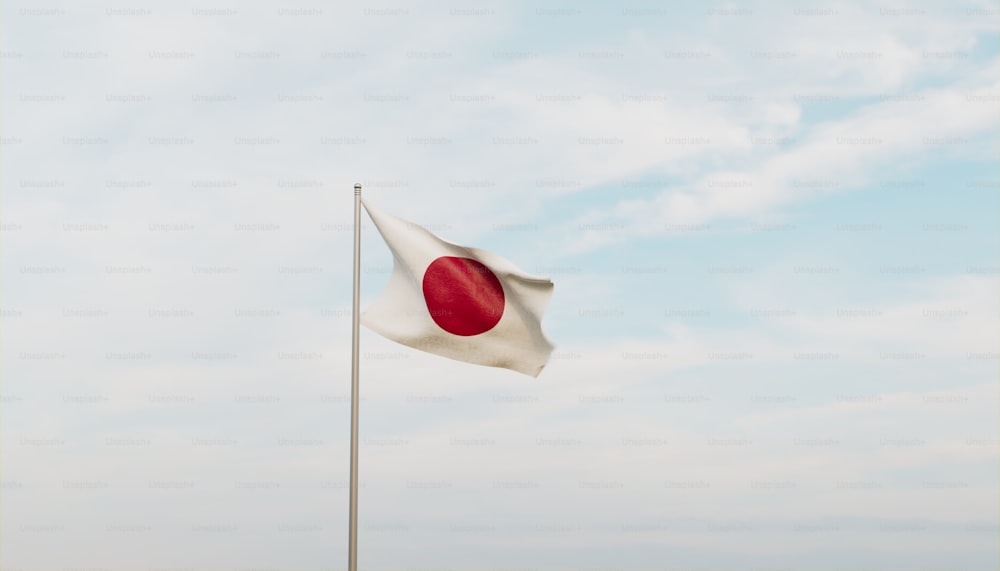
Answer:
[2, 0, 997, 568]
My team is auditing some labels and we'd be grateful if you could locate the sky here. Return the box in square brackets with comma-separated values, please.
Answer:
[1, 0, 998, 570]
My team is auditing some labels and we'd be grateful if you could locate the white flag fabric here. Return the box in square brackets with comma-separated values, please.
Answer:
[361, 199, 555, 377]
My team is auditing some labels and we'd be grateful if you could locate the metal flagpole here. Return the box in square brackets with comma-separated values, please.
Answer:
[348, 183, 362, 571]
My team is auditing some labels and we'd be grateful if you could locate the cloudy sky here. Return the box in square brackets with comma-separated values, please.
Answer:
[1, 0, 998, 569]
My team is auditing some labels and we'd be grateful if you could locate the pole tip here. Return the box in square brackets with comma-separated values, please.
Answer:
[354, 183, 362, 189]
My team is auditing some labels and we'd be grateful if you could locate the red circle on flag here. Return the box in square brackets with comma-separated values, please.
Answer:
[422, 256, 505, 336]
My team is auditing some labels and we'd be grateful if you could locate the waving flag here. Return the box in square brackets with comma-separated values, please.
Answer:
[361, 199, 555, 376]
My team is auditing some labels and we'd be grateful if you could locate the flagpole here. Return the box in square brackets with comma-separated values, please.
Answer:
[348, 182, 362, 571]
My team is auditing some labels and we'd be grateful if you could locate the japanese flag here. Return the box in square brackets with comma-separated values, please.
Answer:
[361, 199, 555, 377]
